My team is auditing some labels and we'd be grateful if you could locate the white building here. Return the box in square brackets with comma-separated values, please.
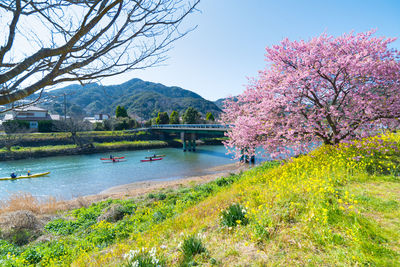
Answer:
[83, 114, 110, 124]
[3, 106, 60, 129]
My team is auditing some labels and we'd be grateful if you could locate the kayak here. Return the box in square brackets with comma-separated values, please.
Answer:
[103, 159, 127, 163]
[0, 172, 51, 181]
[141, 157, 163, 162]
[100, 157, 125, 160]
[145, 155, 166, 158]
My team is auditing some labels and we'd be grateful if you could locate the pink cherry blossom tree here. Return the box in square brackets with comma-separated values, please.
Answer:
[223, 30, 400, 159]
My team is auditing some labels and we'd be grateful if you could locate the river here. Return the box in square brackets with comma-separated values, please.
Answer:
[0, 145, 250, 201]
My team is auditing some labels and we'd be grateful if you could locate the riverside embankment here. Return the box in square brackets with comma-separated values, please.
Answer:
[0, 140, 170, 161]
[0, 130, 226, 161]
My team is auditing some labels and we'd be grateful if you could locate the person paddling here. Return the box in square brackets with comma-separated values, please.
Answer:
[10, 172, 17, 179]
[27, 170, 31, 176]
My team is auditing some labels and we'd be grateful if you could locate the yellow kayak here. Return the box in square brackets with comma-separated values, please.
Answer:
[0, 172, 51, 181]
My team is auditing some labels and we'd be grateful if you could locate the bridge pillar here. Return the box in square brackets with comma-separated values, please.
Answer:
[181, 132, 187, 152]
[188, 139, 192, 151]
[191, 133, 196, 151]
[180, 132, 198, 152]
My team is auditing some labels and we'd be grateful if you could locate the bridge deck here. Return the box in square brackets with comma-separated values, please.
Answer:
[150, 124, 229, 132]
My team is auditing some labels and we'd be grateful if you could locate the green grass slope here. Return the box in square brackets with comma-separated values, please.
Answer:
[0, 133, 399, 266]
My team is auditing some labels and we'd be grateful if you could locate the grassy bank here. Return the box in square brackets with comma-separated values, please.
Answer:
[0, 130, 155, 148]
[0, 140, 169, 161]
[0, 137, 223, 161]
[1, 133, 399, 266]
[0, 130, 148, 140]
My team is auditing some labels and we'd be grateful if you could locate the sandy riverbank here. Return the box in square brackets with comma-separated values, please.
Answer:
[97, 162, 249, 197]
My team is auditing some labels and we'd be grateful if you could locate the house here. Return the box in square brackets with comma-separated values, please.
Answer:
[3, 106, 60, 130]
[83, 114, 110, 124]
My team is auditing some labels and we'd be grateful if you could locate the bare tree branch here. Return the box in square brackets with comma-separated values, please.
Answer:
[0, 0, 200, 107]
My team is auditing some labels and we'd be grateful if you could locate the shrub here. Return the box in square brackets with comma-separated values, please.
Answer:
[45, 201, 110, 235]
[93, 122, 104, 131]
[215, 175, 236, 187]
[3, 120, 30, 133]
[148, 192, 166, 201]
[97, 204, 127, 223]
[6, 229, 34, 246]
[21, 247, 42, 264]
[87, 221, 117, 247]
[0, 210, 42, 245]
[0, 240, 21, 257]
[113, 117, 139, 130]
[45, 219, 80, 235]
[152, 211, 167, 223]
[38, 120, 54, 132]
[220, 203, 249, 227]
[179, 234, 207, 261]
[156, 193, 167, 201]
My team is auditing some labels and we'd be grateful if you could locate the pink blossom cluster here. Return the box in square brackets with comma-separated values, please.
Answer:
[223, 30, 400, 159]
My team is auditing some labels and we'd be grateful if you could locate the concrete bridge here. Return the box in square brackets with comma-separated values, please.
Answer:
[150, 124, 229, 151]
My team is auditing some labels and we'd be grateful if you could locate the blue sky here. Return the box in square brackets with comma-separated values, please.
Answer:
[103, 0, 400, 101]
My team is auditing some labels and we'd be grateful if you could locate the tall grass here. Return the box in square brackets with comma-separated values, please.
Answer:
[0, 193, 85, 215]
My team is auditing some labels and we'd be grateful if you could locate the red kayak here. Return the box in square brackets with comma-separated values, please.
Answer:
[100, 157, 125, 160]
[103, 159, 127, 163]
[140, 157, 163, 162]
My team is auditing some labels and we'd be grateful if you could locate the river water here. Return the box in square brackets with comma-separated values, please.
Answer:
[0, 145, 248, 201]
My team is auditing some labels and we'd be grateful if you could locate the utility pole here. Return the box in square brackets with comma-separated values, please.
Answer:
[63, 93, 67, 120]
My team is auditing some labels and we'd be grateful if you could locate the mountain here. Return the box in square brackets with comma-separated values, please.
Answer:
[43, 78, 221, 120]
[214, 96, 238, 109]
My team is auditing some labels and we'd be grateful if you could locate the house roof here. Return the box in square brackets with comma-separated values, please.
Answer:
[14, 106, 47, 112]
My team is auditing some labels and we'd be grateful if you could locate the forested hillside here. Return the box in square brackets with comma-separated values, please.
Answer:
[44, 79, 221, 120]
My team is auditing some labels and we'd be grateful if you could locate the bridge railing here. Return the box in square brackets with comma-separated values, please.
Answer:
[150, 124, 230, 129]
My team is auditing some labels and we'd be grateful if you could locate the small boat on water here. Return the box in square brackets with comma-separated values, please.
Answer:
[100, 156, 125, 160]
[0, 172, 51, 181]
[145, 154, 166, 159]
[141, 157, 163, 162]
[103, 159, 127, 163]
